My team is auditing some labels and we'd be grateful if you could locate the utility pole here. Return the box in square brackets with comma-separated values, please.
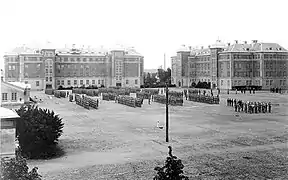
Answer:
[166, 82, 169, 142]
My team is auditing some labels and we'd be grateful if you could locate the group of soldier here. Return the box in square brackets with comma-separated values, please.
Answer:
[270, 87, 283, 94]
[187, 89, 220, 104]
[235, 88, 256, 94]
[227, 98, 272, 113]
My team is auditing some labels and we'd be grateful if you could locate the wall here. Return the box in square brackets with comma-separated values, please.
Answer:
[1, 82, 30, 106]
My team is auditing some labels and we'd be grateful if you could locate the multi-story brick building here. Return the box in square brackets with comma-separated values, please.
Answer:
[3, 45, 144, 90]
[171, 40, 288, 90]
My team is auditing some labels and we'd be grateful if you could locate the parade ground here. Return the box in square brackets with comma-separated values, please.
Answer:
[28, 90, 288, 179]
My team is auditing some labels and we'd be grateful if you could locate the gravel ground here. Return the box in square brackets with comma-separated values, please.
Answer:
[28, 91, 288, 180]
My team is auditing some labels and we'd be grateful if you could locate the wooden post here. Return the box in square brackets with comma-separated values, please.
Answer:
[166, 82, 169, 142]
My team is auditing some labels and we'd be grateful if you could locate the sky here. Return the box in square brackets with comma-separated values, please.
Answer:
[0, 0, 288, 70]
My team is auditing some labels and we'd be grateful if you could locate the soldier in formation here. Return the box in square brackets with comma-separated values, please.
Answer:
[184, 89, 188, 100]
[188, 89, 220, 104]
[227, 98, 272, 113]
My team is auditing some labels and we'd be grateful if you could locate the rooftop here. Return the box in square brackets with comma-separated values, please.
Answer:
[8, 82, 31, 89]
[0, 107, 19, 118]
[223, 41, 287, 52]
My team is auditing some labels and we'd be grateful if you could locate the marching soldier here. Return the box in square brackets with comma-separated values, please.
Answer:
[268, 102, 272, 113]
[244, 102, 248, 113]
[254, 102, 258, 113]
[148, 95, 151, 105]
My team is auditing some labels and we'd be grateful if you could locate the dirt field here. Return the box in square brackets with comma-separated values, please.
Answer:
[27, 90, 288, 180]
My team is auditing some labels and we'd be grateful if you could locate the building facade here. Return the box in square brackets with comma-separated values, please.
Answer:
[1, 81, 31, 109]
[171, 40, 288, 90]
[3, 45, 144, 90]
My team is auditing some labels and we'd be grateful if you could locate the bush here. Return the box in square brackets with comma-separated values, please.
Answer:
[0, 150, 42, 180]
[154, 146, 188, 180]
[16, 105, 64, 159]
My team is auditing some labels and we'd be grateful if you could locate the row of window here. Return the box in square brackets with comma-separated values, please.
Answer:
[232, 54, 261, 60]
[5, 57, 19, 62]
[126, 79, 138, 84]
[2, 92, 17, 101]
[46, 77, 53, 82]
[264, 62, 287, 69]
[265, 71, 287, 77]
[234, 62, 260, 69]
[264, 80, 287, 86]
[57, 79, 105, 86]
[263, 54, 288, 60]
[233, 71, 260, 77]
[56, 57, 107, 62]
[8, 65, 16, 70]
[232, 80, 260, 86]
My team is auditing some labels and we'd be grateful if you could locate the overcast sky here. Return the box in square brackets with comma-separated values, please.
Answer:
[0, 0, 288, 69]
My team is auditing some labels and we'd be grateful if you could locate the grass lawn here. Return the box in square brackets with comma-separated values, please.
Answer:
[28, 91, 288, 180]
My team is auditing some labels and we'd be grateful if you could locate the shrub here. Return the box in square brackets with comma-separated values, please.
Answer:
[154, 146, 188, 180]
[0, 150, 42, 180]
[16, 105, 64, 159]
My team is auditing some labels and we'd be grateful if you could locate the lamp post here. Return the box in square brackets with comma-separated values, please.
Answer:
[165, 82, 169, 142]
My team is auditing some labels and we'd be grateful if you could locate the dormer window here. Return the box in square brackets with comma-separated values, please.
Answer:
[269, 47, 272, 50]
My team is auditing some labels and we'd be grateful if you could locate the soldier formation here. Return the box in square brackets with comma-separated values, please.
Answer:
[188, 89, 220, 104]
[227, 98, 272, 114]
[270, 87, 282, 94]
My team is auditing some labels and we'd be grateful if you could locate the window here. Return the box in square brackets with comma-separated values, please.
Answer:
[11, 92, 17, 101]
[61, 80, 64, 85]
[270, 80, 273, 85]
[2, 93, 8, 101]
[98, 80, 100, 84]
[8, 65, 11, 70]
[25, 81, 28, 84]
[92, 80, 95, 84]
[86, 80, 89, 85]
[46, 77, 48, 81]
[67, 80, 71, 85]
[221, 80, 223, 86]
[227, 80, 230, 86]
[126, 80, 129, 84]
[74, 80, 77, 85]
[102, 80, 104, 84]
[46, 69, 48, 73]
[35, 81, 39, 86]
[49, 69, 52, 73]
[57, 80, 60, 85]
[49, 77, 52, 81]
[80, 80, 83, 85]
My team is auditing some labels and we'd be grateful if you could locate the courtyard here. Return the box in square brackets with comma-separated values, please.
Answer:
[27, 90, 288, 179]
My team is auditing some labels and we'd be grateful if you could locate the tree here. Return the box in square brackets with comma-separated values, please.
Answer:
[154, 146, 189, 180]
[0, 150, 42, 180]
[16, 105, 64, 159]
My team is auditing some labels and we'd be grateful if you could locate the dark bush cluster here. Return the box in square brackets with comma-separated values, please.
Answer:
[16, 105, 64, 159]
[141, 84, 176, 88]
[154, 146, 188, 180]
[0, 150, 42, 180]
[190, 81, 211, 89]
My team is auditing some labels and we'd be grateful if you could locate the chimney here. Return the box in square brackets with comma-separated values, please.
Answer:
[208, 45, 211, 48]
[235, 40, 238, 44]
[244, 41, 247, 44]
[72, 44, 76, 49]
[201, 46, 204, 49]
[227, 43, 230, 46]
[188, 46, 192, 50]
[252, 40, 258, 44]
